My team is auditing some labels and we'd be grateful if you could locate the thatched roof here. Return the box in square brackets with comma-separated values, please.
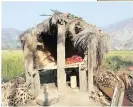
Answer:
[19, 10, 110, 71]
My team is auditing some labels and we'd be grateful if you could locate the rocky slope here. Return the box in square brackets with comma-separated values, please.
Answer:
[103, 18, 133, 50]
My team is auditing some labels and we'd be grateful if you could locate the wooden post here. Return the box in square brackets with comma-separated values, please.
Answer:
[111, 84, 119, 106]
[118, 87, 125, 106]
[79, 64, 87, 92]
[57, 23, 66, 92]
[33, 69, 41, 97]
[111, 85, 125, 106]
[87, 46, 94, 94]
[24, 44, 35, 95]
[24, 44, 40, 97]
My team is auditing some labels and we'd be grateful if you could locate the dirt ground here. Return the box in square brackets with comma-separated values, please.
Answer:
[25, 83, 109, 106]
[51, 87, 102, 106]
[24, 70, 110, 106]
[1, 70, 109, 107]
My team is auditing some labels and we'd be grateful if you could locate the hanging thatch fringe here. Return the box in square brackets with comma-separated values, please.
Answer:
[72, 28, 110, 71]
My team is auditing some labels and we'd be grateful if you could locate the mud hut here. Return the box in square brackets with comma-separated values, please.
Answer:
[19, 10, 110, 96]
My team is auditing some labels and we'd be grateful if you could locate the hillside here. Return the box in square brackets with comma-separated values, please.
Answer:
[103, 18, 133, 50]
[2, 28, 22, 49]
[2, 18, 133, 50]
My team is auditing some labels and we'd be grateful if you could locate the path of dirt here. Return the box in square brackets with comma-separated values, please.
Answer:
[25, 84, 104, 106]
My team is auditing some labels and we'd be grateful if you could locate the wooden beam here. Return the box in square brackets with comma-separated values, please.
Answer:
[118, 87, 125, 106]
[24, 44, 40, 97]
[79, 64, 87, 92]
[57, 23, 66, 92]
[24, 44, 35, 95]
[111, 84, 125, 106]
[87, 46, 94, 94]
[111, 84, 119, 106]
[37, 62, 84, 70]
[33, 69, 41, 97]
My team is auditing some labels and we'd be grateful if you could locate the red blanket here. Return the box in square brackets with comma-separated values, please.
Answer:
[65, 55, 83, 64]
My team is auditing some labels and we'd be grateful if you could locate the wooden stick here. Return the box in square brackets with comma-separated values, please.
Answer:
[40, 14, 52, 16]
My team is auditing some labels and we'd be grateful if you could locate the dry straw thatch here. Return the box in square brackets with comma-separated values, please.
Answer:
[19, 10, 110, 71]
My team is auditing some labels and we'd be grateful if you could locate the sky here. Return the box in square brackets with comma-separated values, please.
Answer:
[2, 2, 133, 31]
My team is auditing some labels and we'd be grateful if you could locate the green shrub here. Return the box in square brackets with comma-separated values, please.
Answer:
[2, 50, 24, 82]
[103, 55, 133, 72]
